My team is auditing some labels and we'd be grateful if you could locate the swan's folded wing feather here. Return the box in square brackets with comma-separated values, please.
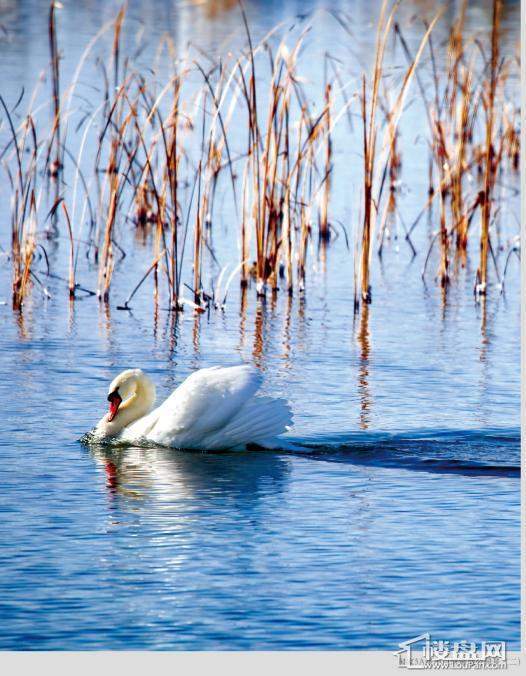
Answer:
[203, 396, 293, 450]
[145, 365, 263, 447]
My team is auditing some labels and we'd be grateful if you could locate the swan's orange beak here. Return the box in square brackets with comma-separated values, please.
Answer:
[107, 390, 122, 422]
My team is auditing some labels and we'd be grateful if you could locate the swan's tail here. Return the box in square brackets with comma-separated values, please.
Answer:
[206, 395, 293, 450]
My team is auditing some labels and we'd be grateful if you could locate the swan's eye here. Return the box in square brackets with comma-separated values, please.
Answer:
[107, 390, 122, 422]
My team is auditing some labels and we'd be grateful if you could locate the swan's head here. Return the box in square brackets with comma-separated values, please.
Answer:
[107, 369, 139, 421]
[95, 368, 156, 438]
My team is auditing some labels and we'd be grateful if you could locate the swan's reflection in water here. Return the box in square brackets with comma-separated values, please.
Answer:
[85, 447, 292, 624]
[90, 445, 290, 507]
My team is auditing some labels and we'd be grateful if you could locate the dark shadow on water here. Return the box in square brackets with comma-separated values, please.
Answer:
[284, 427, 520, 478]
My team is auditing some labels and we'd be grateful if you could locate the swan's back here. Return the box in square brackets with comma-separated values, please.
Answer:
[133, 365, 292, 450]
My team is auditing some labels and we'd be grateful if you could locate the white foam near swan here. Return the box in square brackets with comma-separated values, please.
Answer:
[92, 365, 293, 450]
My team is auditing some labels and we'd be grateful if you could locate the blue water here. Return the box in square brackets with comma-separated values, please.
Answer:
[0, 290, 520, 650]
[0, 0, 521, 651]
[0, 431, 520, 649]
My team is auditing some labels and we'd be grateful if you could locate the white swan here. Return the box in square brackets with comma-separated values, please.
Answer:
[92, 365, 293, 450]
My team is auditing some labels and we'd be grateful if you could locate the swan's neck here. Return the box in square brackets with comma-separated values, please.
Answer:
[118, 384, 154, 427]
[98, 375, 156, 437]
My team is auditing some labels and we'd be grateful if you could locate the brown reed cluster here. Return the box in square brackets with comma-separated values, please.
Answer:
[1, 0, 519, 315]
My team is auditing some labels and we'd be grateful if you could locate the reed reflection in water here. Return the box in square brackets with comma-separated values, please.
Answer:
[356, 305, 372, 430]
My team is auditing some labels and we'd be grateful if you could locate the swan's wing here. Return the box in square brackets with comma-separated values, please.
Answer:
[145, 365, 263, 447]
[203, 395, 293, 450]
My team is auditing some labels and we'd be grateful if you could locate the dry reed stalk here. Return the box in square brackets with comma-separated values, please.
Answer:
[357, 0, 401, 307]
[445, 0, 467, 120]
[236, 16, 302, 297]
[235, 25, 331, 298]
[97, 183, 117, 300]
[437, 172, 450, 287]
[432, 115, 451, 287]
[112, 5, 126, 90]
[387, 113, 400, 214]
[2, 100, 40, 310]
[281, 99, 293, 295]
[376, 90, 401, 256]
[12, 192, 38, 310]
[191, 60, 239, 306]
[319, 82, 332, 242]
[502, 105, 520, 171]
[157, 76, 183, 310]
[117, 248, 166, 310]
[359, 75, 373, 304]
[353, 3, 442, 309]
[61, 202, 76, 298]
[240, 160, 250, 288]
[193, 161, 203, 304]
[452, 63, 474, 254]
[261, 80, 286, 292]
[476, 0, 501, 296]
[134, 181, 152, 227]
[97, 127, 126, 301]
[47, 1, 62, 179]
[396, 6, 475, 284]
[168, 82, 182, 310]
